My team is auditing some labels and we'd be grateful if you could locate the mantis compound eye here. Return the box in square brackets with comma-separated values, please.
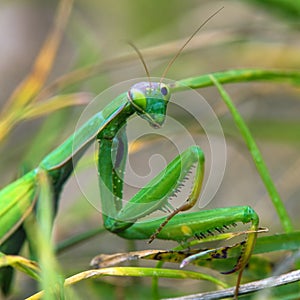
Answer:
[128, 88, 147, 112]
[160, 85, 169, 97]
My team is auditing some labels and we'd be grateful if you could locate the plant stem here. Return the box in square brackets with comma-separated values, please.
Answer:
[210, 75, 293, 233]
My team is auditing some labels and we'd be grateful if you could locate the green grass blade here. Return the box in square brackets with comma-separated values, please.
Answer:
[24, 170, 65, 300]
[20, 93, 91, 120]
[0, 252, 40, 281]
[171, 69, 300, 92]
[26, 267, 229, 300]
[254, 231, 300, 254]
[55, 227, 106, 254]
[210, 75, 293, 233]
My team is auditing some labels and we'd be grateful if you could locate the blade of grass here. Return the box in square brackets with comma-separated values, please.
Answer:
[210, 75, 293, 233]
[0, 0, 73, 142]
[26, 266, 229, 300]
[20, 92, 92, 120]
[0, 252, 40, 281]
[172, 69, 300, 92]
[4, 0, 73, 109]
[55, 227, 106, 254]
[24, 170, 65, 300]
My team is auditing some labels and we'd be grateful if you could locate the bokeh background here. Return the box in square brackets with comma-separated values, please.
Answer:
[0, 0, 299, 299]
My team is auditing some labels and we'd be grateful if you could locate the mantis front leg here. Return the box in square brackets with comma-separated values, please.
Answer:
[98, 138, 258, 297]
[99, 141, 205, 233]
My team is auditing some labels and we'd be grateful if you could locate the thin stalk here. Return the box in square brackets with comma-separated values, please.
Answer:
[210, 75, 293, 233]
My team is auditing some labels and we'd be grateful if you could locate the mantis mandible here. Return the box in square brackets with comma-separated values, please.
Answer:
[0, 8, 260, 298]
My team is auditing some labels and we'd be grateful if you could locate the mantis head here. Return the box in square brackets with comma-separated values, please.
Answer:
[126, 7, 224, 129]
[127, 82, 171, 128]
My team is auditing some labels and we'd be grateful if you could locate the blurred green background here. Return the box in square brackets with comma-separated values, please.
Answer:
[0, 0, 299, 299]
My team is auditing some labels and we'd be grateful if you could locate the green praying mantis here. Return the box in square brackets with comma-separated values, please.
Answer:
[0, 8, 265, 298]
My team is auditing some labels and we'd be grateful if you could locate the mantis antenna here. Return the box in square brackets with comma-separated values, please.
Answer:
[160, 6, 224, 83]
[127, 40, 152, 86]
[128, 7, 224, 86]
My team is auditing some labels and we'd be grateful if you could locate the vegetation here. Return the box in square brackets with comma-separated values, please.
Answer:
[0, 0, 299, 299]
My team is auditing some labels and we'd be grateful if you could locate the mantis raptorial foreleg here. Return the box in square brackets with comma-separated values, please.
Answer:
[99, 145, 204, 235]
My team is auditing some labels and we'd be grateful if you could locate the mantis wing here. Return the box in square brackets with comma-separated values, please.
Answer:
[0, 171, 37, 245]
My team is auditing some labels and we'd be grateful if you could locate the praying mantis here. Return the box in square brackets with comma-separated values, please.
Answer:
[0, 8, 268, 299]
[0, 79, 259, 297]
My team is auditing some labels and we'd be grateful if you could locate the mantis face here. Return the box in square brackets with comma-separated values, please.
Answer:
[127, 82, 171, 128]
